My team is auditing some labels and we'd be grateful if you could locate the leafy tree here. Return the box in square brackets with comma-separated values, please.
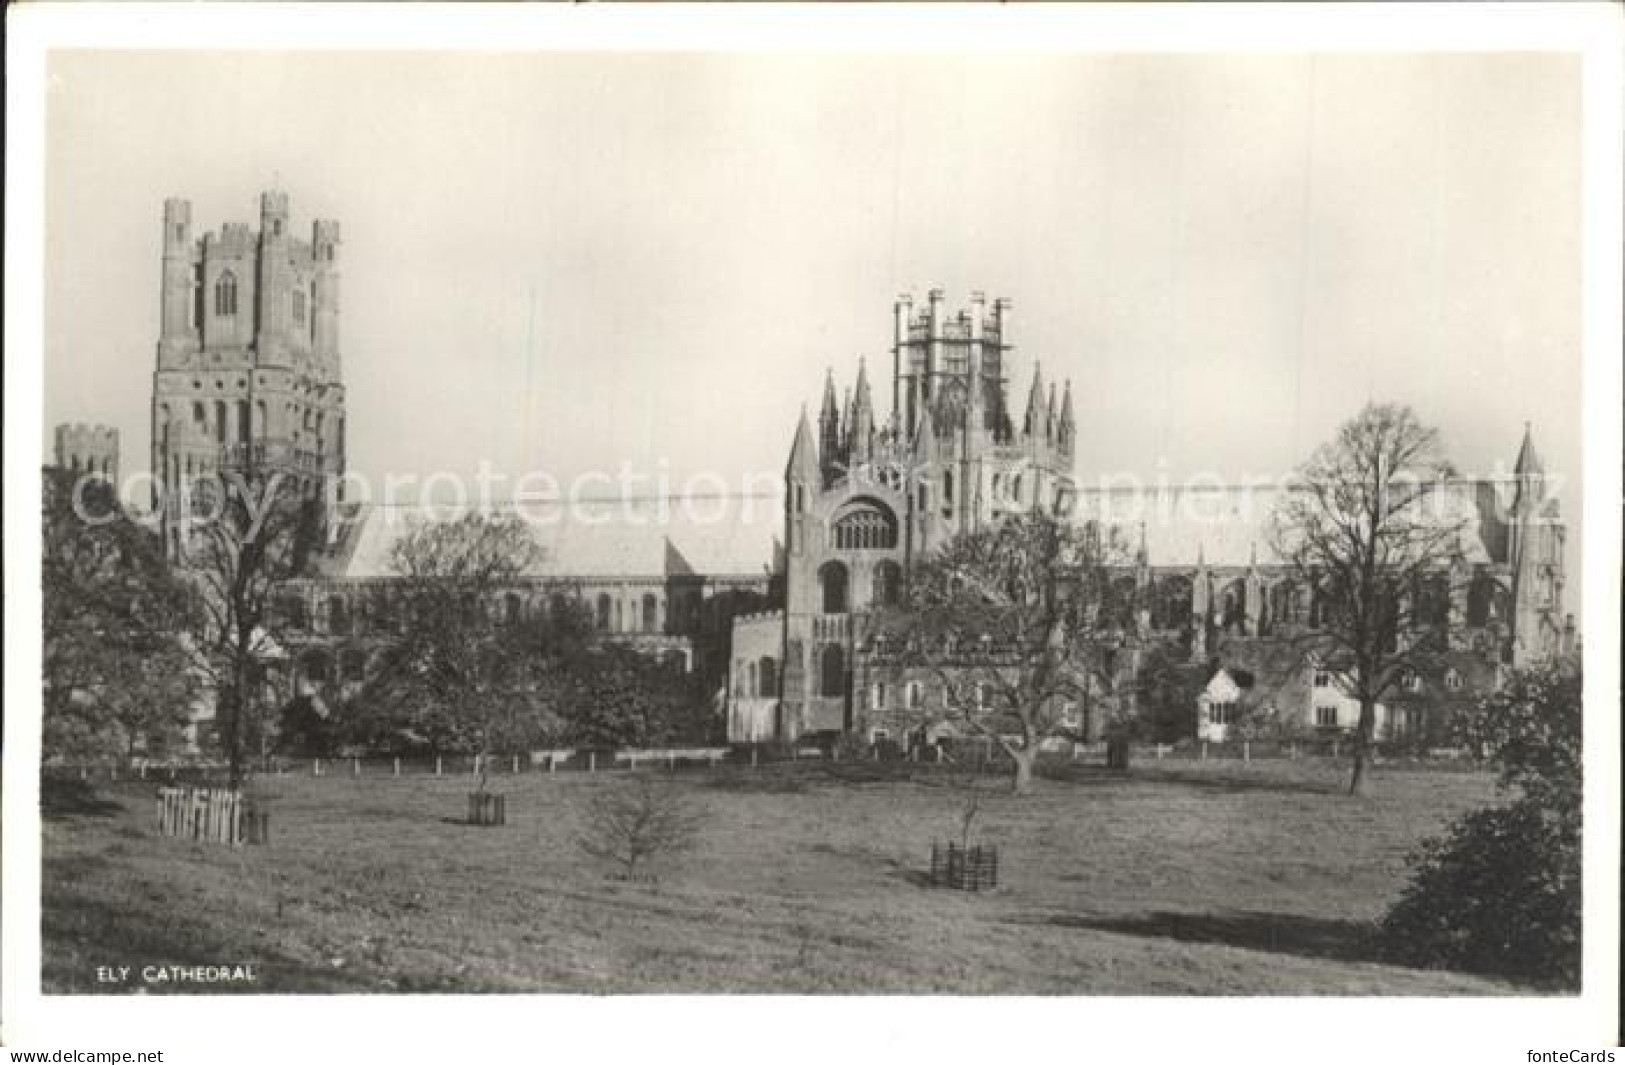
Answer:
[1132, 646, 1203, 744]
[350, 511, 551, 769]
[175, 469, 322, 786]
[1383, 660, 1581, 987]
[41, 468, 195, 763]
[1269, 402, 1465, 795]
[876, 512, 1131, 796]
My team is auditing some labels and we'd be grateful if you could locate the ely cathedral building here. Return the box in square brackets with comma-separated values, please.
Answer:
[108, 193, 1569, 749]
[727, 292, 1573, 747]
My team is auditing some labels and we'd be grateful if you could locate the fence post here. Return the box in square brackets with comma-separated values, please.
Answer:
[751, 746, 758, 769]
[589, 752, 596, 774]
[548, 754, 556, 774]
[669, 752, 675, 770]
[353, 757, 360, 778]
[1332, 740, 1339, 760]
[1243, 741, 1251, 764]
[474, 754, 481, 777]
[314, 758, 322, 777]
[513, 754, 520, 774]
[435, 756, 443, 777]
[1200, 741, 1208, 762]
[393, 757, 401, 777]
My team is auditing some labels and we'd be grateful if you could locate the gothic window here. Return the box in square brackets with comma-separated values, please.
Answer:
[1153, 576, 1192, 631]
[872, 559, 903, 608]
[748, 662, 758, 698]
[292, 289, 306, 325]
[328, 596, 350, 636]
[832, 501, 897, 550]
[758, 657, 778, 697]
[943, 469, 954, 506]
[818, 560, 849, 614]
[906, 680, 923, 709]
[869, 683, 886, 711]
[1269, 581, 1301, 629]
[214, 271, 238, 317]
[215, 401, 228, 444]
[819, 644, 845, 698]
[237, 400, 251, 445]
[642, 594, 659, 633]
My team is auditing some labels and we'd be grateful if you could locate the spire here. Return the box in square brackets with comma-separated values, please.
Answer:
[1046, 382, 1057, 440]
[788, 406, 820, 483]
[1513, 421, 1544, 479]
[1023, 362, 1046, 437]
[818, 369, 841, 478]
[851, 357, 875, 462]
[1059, 380, 1075, 444]
[1512, 421, 1546, 510]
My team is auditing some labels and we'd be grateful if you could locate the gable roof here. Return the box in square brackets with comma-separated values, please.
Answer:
[320, 494, 782, 582]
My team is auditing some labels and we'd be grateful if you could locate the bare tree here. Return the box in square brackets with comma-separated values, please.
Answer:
[575, 776, 704, 881]
[178, 470, 323, 787]
[1269, 402, 1465, 796]
[877, 512, 1130, 796]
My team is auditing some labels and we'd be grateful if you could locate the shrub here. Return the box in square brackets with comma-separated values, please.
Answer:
[575, 776, 704, 881]
[1381, 660, 1582, 989]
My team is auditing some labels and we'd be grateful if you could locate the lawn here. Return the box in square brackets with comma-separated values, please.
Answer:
[40, 757, 1523, 994]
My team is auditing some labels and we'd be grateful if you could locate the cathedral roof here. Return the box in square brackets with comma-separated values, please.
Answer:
[321, 494, 782, 583]
[1071, 480, 1501, 569]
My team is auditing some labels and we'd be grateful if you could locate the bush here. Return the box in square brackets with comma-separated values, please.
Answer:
[1383, 797, 1579, 987]
[1380, 660, 1582, 989]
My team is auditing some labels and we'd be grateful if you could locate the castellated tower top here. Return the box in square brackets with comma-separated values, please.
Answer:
[54, 422, 120, 481]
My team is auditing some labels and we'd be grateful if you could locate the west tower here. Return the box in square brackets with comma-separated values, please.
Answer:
[151, 191, 345, 558]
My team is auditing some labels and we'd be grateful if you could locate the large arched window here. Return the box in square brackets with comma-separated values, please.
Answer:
[1269, 580, 1301, 630]
[831, 500, 898, 550]
[819, 644, 845, 697]
[872, 559, 903, 608]
[758, 657, 778, 697]
[214, 271, 238, 317]
[818, 560, 849, 614]
[1153, 576, 1192, 631]
[1219, 580, 1247, 633]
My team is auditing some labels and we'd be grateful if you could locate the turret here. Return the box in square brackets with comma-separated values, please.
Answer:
[1058, 381, 1075, 454]
[1023, 362, 1046, 438]
[160, 198, 197, 345]
[818, 369, 841, 481]
[312, 219, 342, 361]
[849, 358, 875, 464]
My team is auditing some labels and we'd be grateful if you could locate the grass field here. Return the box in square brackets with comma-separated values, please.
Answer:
[40, 757, 1524, 994]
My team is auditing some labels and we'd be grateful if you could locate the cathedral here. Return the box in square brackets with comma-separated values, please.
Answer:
[55, 193, 1573, 752]
[727, 292, 1573, 747]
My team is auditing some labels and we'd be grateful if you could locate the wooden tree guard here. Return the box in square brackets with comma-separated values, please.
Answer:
[930, 841, 999, 892]
[467, 792, 506, 827]
[156, 787, 268, 847]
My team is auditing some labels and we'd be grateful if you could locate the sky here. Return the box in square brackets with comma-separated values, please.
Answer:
[44, 51, 1581, 544]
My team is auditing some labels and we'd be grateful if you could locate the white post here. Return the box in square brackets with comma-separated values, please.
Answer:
[1200, 742, 1208, 762]
[513, 754, 520, 774]
[474, 754, 481, 777]
[393, 757, 401, 777]
[548, 754, 556, 774]
[589, 751, 596, 773]
[314, 758, 322, 777]
[669, 752, 675, 770]
[140, 764, 147, 780]
[435, 755, 443, 777]
[1243, 741, 1251, 764]
[353, 757, 360, 777]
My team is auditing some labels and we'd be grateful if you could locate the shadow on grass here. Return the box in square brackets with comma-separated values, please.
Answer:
[41, 778, 127, 820]
[1021, 908, 1389, 967]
